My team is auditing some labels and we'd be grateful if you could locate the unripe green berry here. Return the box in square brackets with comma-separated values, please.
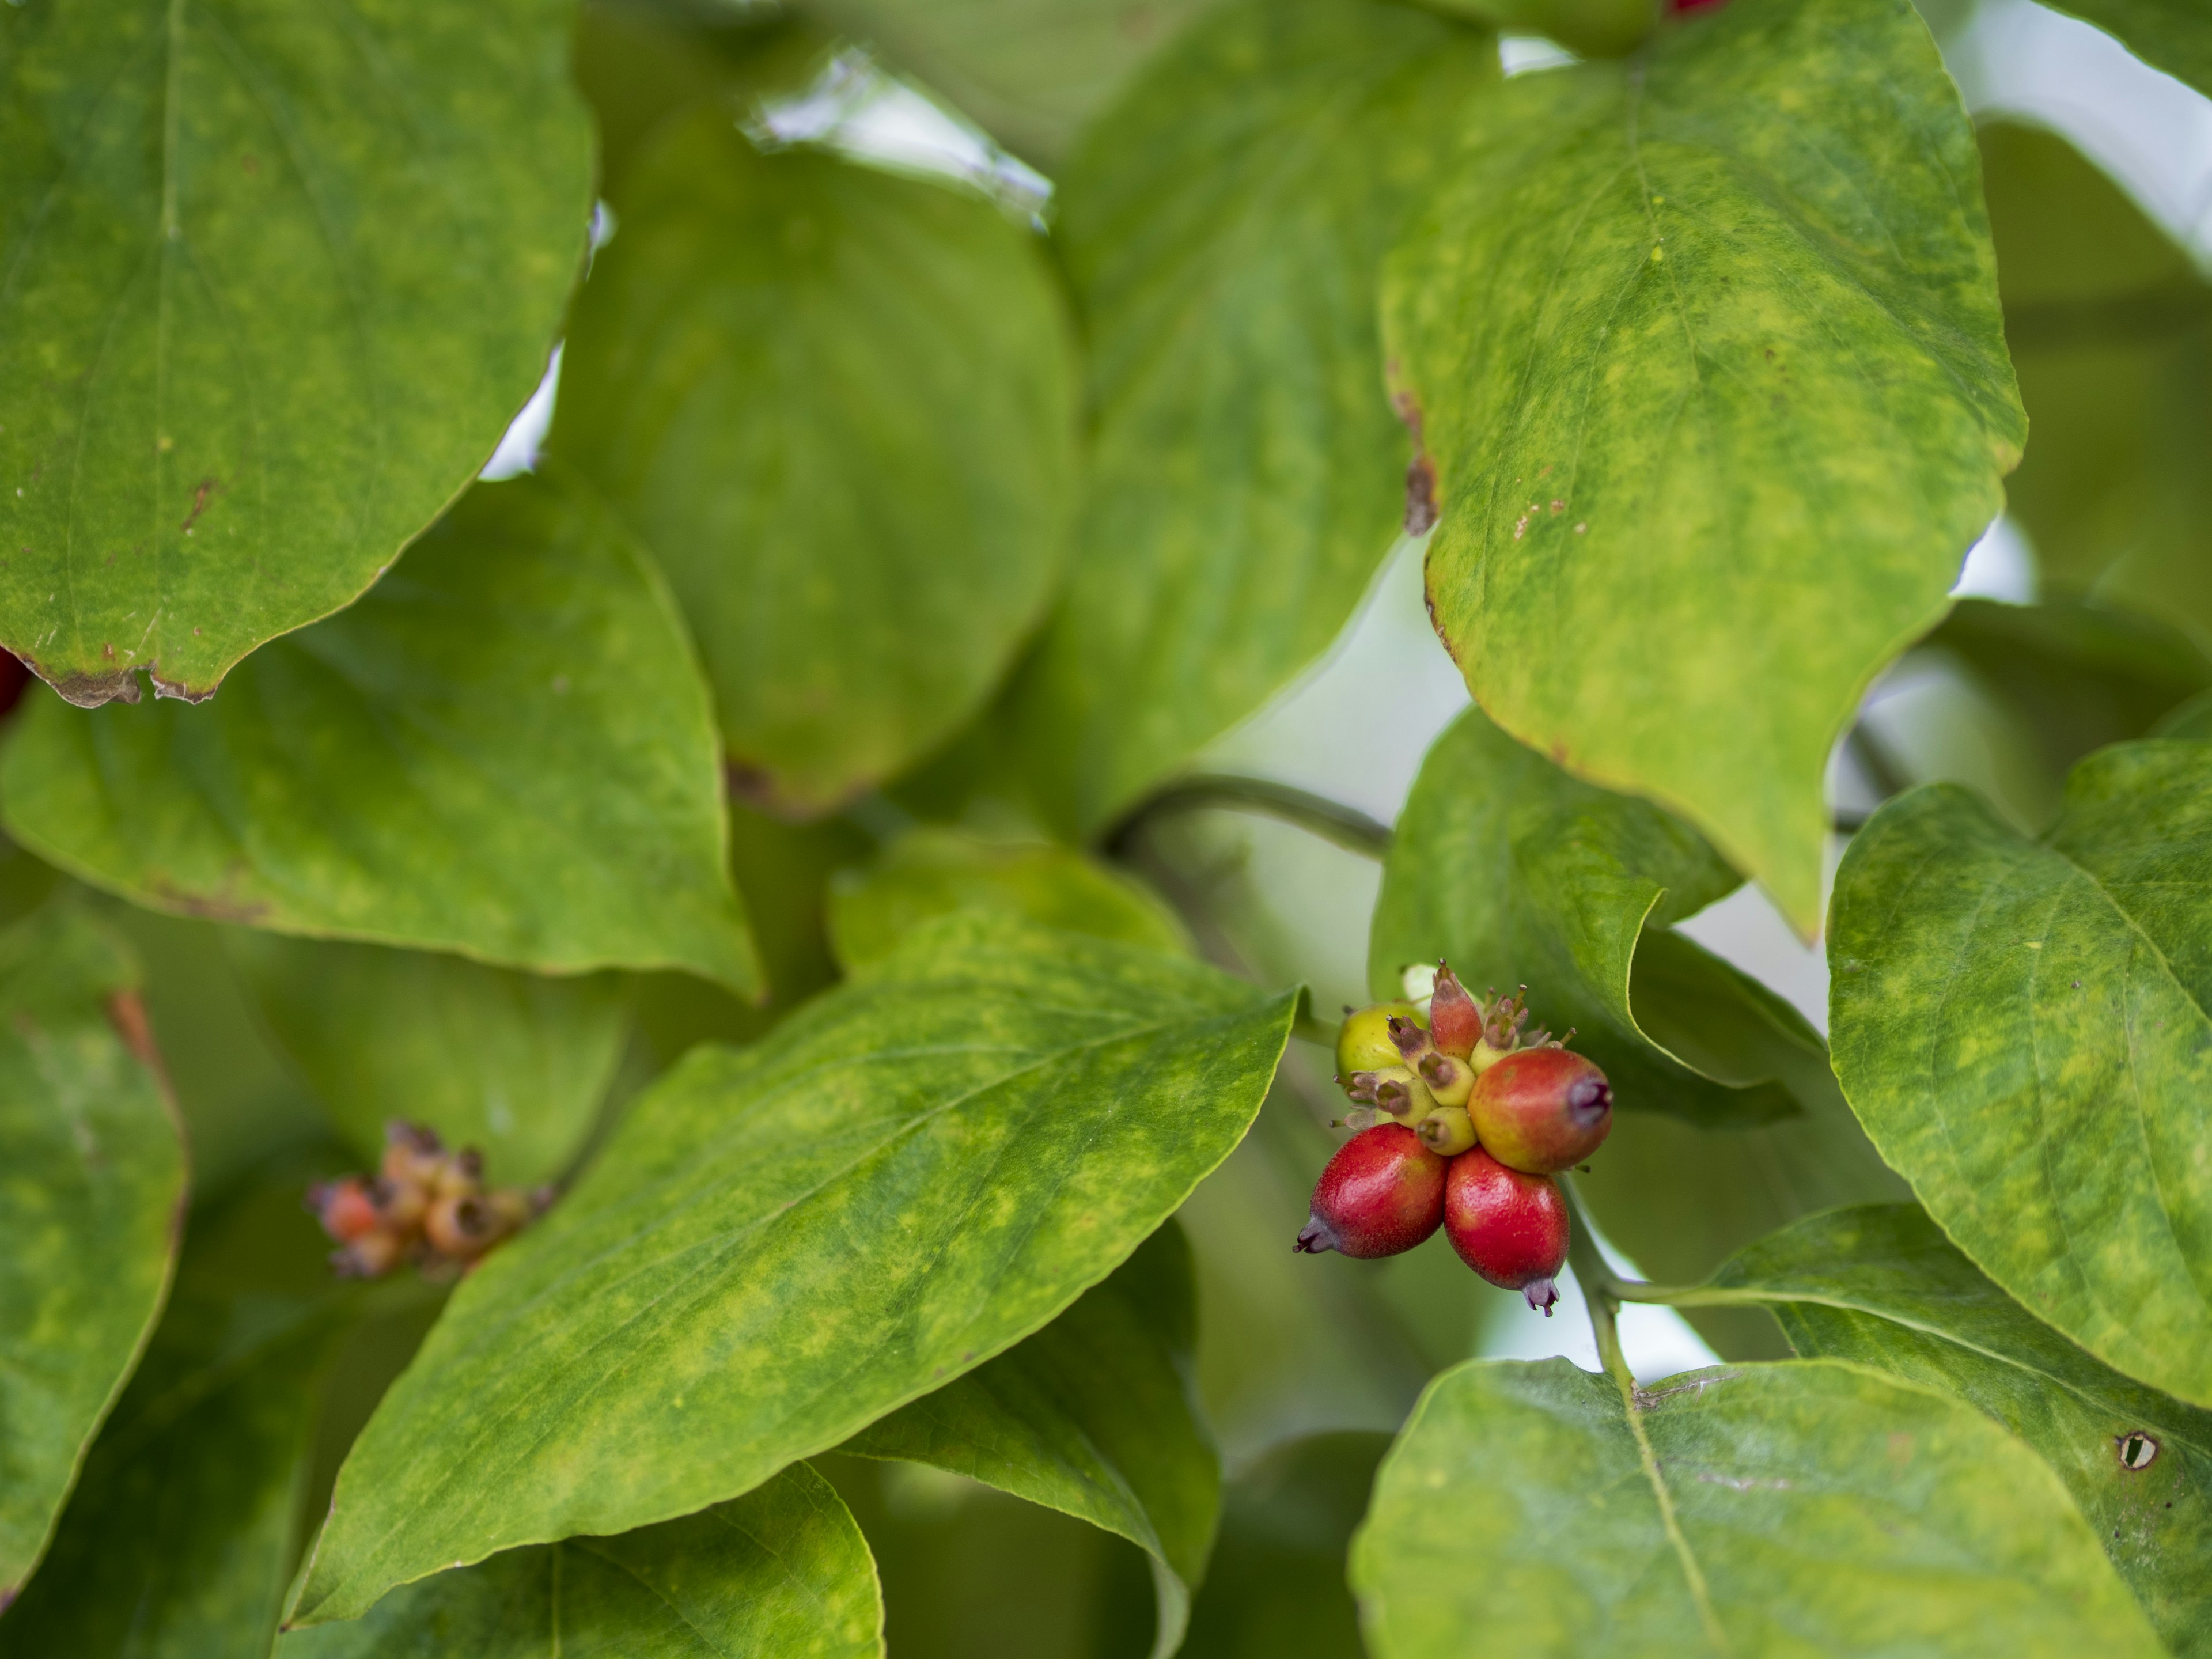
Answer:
[1415, 1050, 1472, 1107]
[1415, 1105, 1477, 1156]
[1337, 1001, 1426, 1076]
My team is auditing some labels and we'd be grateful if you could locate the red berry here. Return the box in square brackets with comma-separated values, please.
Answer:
[309, 1175, 384, 1244]
[1467, 1047, 1612, 1175]
[1293, 1124, 1448, 1259]
[1429, 963, 1481, 1058]
[1444, 1149, 1569, 1313]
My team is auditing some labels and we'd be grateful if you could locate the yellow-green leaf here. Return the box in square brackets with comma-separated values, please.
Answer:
[0, 0, 590, 706]
[1830, 741, 2212, 1406]
[1351, 1357, 2161, 1657]
[1014, 0, 1498, 832]
[287, 914, 1294, 1626]
[0, 901, 183, 1607]
[551, 115, 1077, 817]
[1, 474, 759, 994]
[1385, 0, 2024, 933]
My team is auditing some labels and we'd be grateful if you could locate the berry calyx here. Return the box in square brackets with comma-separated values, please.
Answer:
[1468, 1047, 1613, 1175]
[1342, 1065, 1434, 1127]
[1444, 1149, 1570, 1313]
[1337, 1000, 1426, 1077]
[1414, 1105, 1476, 1157]
[1294, 1124, 1448, 1259]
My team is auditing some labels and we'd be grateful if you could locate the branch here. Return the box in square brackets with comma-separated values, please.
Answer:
[1103, 774, 1393, 862]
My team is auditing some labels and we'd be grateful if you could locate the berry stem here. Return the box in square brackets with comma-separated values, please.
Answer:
[1102, 772, 1393, 861]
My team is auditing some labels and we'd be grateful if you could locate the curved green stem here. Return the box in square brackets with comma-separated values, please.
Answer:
[1103, 774, 1393, 861]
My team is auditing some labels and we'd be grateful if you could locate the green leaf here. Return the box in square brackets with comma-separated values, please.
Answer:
[1830, 741, 2212, 1406]
[0, 900, 183, 1604]
[2159, 694, 2212, 742]
[1, 473, 759, 995]
[0, 1161, 347, 1656]
[550, 112, 1078, 817]
[0, 0, 590, 707]
[280, 1462, 884, 1659]
[829, 827, 1190, 972]
[1980, 120, 2212, 647]
[1350, 1357, 2162, 1657]
[1698, 1203, 2212, 1657]
[1384, 0, 2024, 935]
[1372, 706, 1823, 1127]
[228, 934, 628, 1188]
[1181, 1431, 1390, 1659]
[1922, 596, 2212, 787]
[1013, 0, 1498, 834]
[843, 1221, 1215, 1659]
[2049, 0, 2212, 99]
[287, 913, 1295, 1626]
[796, 0, 1217, 164]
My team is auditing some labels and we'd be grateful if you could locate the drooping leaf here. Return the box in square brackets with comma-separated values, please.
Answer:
[1013, 0, 1498, 834]
[1372, 706, 1824, 1127]
[0, 900, 183, 1605]
[1829, 741, 2212, 1406]
[796, 0, 1218, 164]
[0, 1161, 349, 1656]
[1980, 120, 2212, 647]
[2049, 0, 2212, 99]
[1350, 1357, 2161, 1657]
[287, 914, 1296, 1626]
[0, 0, 591, 706]
[550, 112, 1077, 818]
[1, 474, 759, 994]
[1696, 1203, 2212, 1657]
[844, 1221, 1215, 1659]
[829, 827, 1190, 971]
[281, 1462, 884, 1659]
[1384, 0, 2024, 935]
[228, 934, 626, 1188]
[1181, 1431, 1390, 1659]
[1921, 595, 2212, 786]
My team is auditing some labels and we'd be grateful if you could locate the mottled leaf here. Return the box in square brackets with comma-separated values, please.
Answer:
[0, 1164, 344, 1656]
[829, 827, 1189, 971]
[1384, 0, 2024, 934]
[288, 914, 1295, 1625]
[1351, 1357, 2161, 1657]
[0, 0, 590, 706]
[1181, 1431, 1389, 1659]
[1830, 741, 2212, 1405]
[1372, 707, 1824, 1126]
[798, 0, 1217, 163]
[844, 1222, 1214, 1659]
[1014, 0, 1497, 832]
[1981, 120, 2212, 647]
[551, 112, 1077, 817]
[1, 474, 759, 994]
[2050, 0, 2212, 99]
[281, 1463, 882, 1659]
[228, 934, 626, 1188]
[0, 901, 183, 1605]
[1698, 1204, 2212, 1657]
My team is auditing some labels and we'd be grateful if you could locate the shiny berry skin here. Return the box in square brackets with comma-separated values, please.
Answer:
[1293, 1124, 1448, 1259]
[1444, 1149, 1569, 1312]
[1467, 1047, 1612, 1175]
[1337, 1001, 1426, 1076]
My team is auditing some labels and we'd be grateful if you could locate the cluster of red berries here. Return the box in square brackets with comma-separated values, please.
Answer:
[306, 1121, 547, 1279]
[1293, 963, 1611, 1315]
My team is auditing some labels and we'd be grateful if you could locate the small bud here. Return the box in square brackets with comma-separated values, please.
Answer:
[1346, 1066, 1433, 1125]
[332, 1230, 404, 1279]
[307, 1176, 382, 1244]
[1415, 1105, 1477, 1156]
